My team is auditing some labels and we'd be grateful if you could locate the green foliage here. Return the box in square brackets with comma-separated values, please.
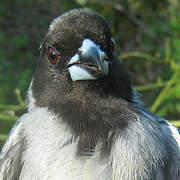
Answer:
[0, 0, 180, 143]
[0, 90, 26, 141]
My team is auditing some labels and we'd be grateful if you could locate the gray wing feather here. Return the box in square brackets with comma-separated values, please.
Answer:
[131, 91, 180, 179]
[0, 116, 25, 180]
[140, 109, 180, 179]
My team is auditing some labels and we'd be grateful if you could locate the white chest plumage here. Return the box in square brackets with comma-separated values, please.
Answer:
[19, 107, 111, 180]
[1, 102, 180, 179]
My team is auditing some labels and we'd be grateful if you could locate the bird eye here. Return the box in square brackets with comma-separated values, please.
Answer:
[47, 47, 59, 65]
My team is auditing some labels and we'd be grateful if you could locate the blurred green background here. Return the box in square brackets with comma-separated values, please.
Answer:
[0, 0, 180, 147]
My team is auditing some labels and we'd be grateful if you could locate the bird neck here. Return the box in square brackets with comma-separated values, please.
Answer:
[50, 82, 136, 156]
[30, 64, 135, 157]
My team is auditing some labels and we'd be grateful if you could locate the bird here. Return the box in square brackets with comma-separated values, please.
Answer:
[0, 8, 180, 180]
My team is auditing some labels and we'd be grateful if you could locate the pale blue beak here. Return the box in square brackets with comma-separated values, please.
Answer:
[67, 39, 109, 81]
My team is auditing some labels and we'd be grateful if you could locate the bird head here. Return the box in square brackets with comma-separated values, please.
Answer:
[31, 8, 133, 108]
[42, 8, 114, 80]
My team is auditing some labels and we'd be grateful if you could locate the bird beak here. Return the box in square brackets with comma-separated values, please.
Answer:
[67, 39, 110, 81]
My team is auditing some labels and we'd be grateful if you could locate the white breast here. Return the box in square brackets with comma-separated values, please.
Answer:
[19, 107, 111, 180]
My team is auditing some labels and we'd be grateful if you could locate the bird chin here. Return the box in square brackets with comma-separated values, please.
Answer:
[68, 64, 108, 81]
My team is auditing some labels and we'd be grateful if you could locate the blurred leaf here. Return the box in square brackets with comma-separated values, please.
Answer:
[12, 35, 29, 48]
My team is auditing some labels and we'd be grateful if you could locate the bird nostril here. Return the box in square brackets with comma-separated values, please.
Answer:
[77, 50, 83, 55]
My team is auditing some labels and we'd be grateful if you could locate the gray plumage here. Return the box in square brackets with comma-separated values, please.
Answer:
[0, 8, 180, 180]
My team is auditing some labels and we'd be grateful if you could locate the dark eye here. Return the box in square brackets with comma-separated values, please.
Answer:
[47, 47, 59, 65]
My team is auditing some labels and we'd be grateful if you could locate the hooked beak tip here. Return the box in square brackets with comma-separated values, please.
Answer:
[67, 39, 110, 81]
